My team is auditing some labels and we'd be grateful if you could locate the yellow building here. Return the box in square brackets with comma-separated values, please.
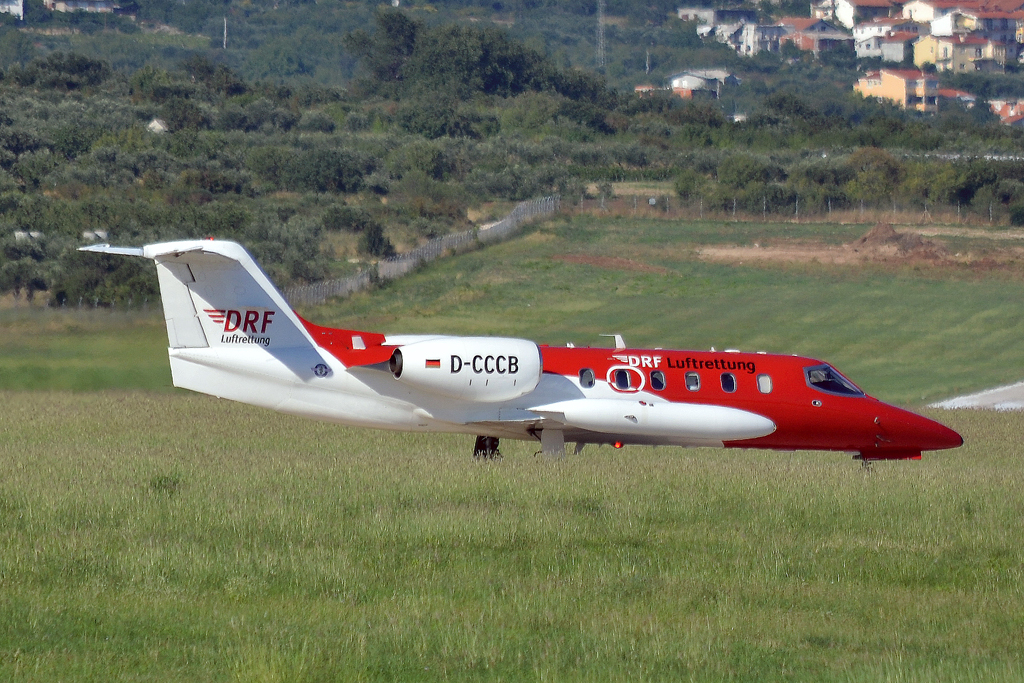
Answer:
[854, 69, 939, 112]
[914, 34, 1006, 72]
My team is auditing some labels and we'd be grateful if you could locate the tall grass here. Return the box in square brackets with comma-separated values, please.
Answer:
[0, 392, 1019, 681]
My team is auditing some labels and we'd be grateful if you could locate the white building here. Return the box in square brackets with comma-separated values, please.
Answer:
[0, 0, 23, 19]
[835, 0, 896, 29]
[902, 0, 960, 23]
[852, 16, 924, 41]
[715, 23, 786, 54]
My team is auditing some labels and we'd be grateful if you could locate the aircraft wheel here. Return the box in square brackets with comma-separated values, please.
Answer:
[473, 436, 501, 460]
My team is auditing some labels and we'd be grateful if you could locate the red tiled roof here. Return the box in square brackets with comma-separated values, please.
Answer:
[938, 87, 976, 97]
[958, 8, 1024, 16]
[880, 68, 935, 81]
[883, 68, 927, 76]
[778, 17, 826, 29]
[978, 0, 1024, 11]
[915, 0, 975, 8]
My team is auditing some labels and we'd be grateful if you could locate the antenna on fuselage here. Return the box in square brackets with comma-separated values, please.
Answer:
[600, 334, 626, 351]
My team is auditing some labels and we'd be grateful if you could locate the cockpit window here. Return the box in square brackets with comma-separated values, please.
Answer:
[804, 364, 864, 397]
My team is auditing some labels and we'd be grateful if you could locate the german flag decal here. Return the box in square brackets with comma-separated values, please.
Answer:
[425, 359, 441, 369]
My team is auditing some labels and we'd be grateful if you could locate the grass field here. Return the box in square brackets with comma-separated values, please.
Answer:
[0, 308, 170, 391]
[0, 392, 1020, 682]
[3, 214, 1024, 680]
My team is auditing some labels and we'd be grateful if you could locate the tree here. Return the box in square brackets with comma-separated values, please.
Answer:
[344, 8, 419, 89]
[717, 153, 785, 188]
[359, 222, 395, 258]
[845, 147, 905, 203]
[674, 168, 706, 200]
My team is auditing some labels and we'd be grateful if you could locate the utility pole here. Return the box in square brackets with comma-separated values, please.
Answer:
[596, 0, 606, 70]
[223, 16, 227, 49]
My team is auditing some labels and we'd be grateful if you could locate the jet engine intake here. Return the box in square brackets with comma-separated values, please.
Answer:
[389, 337, 542, 402]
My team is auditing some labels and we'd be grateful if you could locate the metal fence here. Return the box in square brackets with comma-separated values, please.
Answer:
[284, 195, 560, 307]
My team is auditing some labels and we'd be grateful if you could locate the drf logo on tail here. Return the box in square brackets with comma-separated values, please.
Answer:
[205, 309, 275, 347]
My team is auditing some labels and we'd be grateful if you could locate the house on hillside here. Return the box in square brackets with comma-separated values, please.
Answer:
[0, 0, 23, 19]
[901, 0, 963, 22]
[904, 0, 1024, 21]
[813, 0, 837, 20]
[854, 68, 938, 111]
[44, 0, 115, 10]
[914, 33, 1008, 71]
[714, 23, 787, 54]
[879, 31, 920, 60]
[938, 88, 978, 107]
[835, 0, 898, 28]
[930, 9, 1024, 56]
[853, 15, 923, 42]
[667, 69, 740, 98]
[858, 29, 921, 59]
[990, 98, 1024, 123]
[677, 7, 758, 24]
[777, 17, 854, 54]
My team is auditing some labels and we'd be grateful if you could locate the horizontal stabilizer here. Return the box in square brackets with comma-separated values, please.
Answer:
[79, 244, 145, 257]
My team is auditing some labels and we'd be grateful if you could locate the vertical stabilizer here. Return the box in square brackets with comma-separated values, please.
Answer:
[80, 240, 330, 403]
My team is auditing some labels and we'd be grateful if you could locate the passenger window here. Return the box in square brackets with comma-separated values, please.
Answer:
[650, 370, 666, 391]
[579, 368, 595, 389]
[614, 369, 631, 390]
[685, 372, 700, 391]
[721, 372, 737, 393]
[757, 374, 773, 394]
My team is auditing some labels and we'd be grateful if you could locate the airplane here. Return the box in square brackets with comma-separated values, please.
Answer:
[81, 239, 963, 462]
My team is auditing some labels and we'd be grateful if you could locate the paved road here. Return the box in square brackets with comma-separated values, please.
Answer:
[930, 382, 1024, 411]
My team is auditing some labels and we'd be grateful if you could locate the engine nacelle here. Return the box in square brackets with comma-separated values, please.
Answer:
[389, 337, 542, 402]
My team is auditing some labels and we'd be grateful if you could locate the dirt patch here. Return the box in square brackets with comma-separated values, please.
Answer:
[553, 254, 672, 274]
[696, 223, 999, 270]
[851, 223, 949, 260]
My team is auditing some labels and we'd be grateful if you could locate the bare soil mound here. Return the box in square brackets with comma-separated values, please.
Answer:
[852, 223, 949, 261]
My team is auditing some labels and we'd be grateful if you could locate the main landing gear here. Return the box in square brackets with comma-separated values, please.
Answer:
[473, 435, 501, 460]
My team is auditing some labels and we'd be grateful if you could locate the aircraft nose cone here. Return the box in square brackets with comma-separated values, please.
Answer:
[882, 407, 963, 453]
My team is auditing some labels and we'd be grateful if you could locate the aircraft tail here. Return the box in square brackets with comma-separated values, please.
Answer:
[80, 240, 329, 403]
